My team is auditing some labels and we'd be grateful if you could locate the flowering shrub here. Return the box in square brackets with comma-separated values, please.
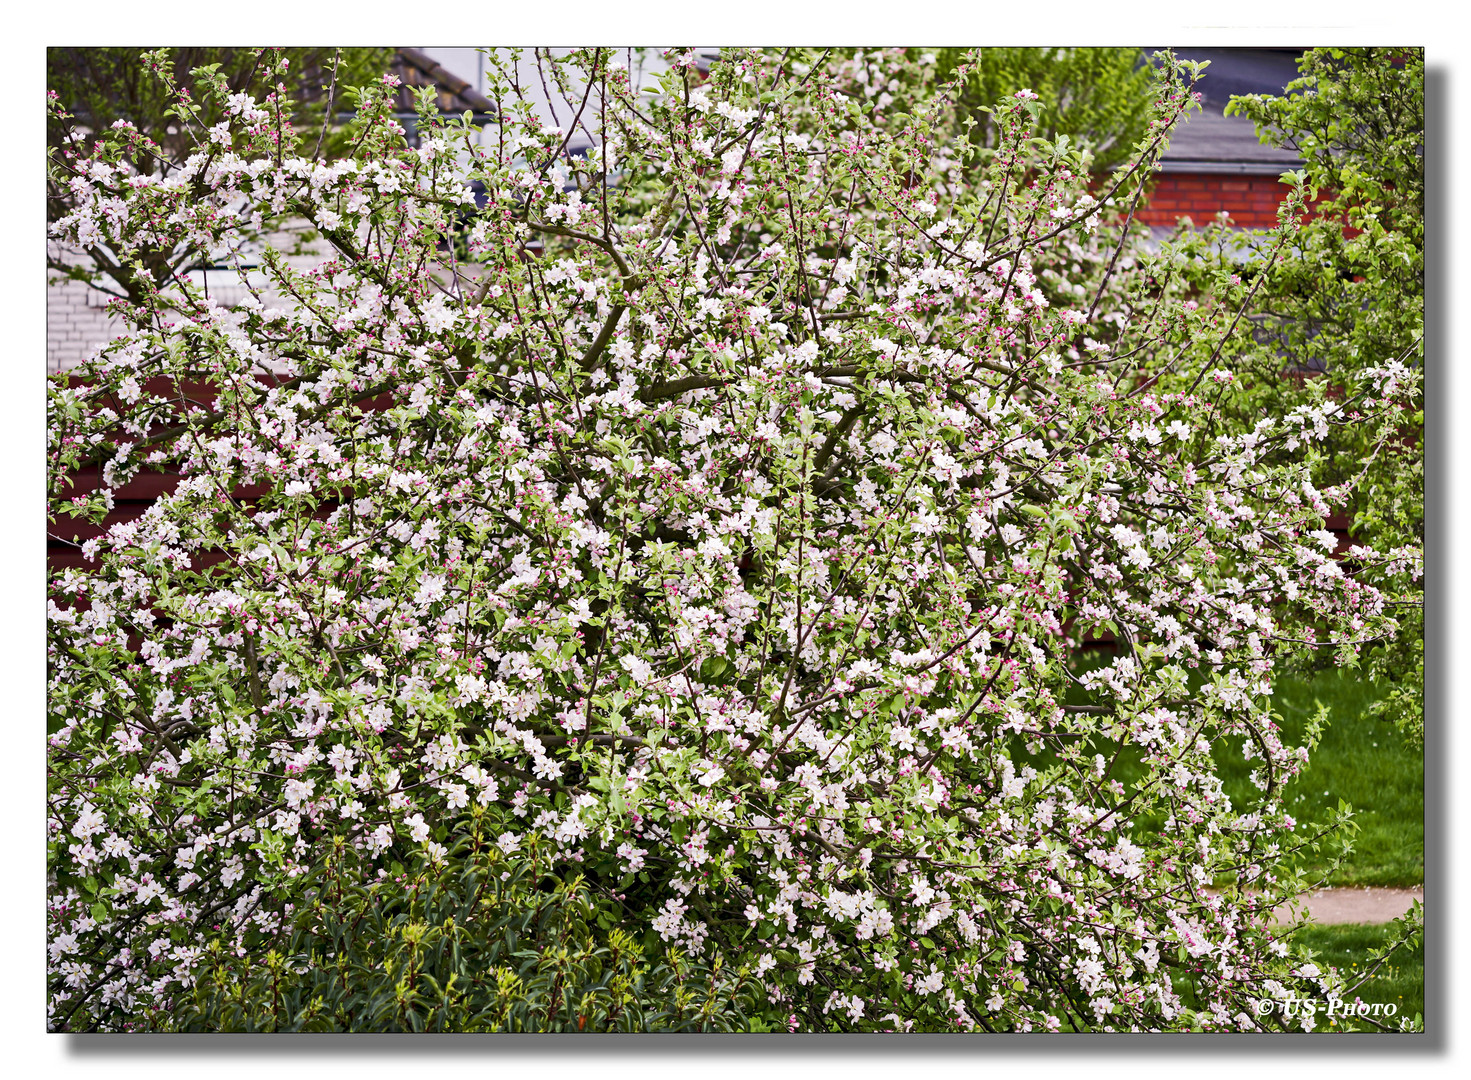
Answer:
[47, 48, 1421, 1032]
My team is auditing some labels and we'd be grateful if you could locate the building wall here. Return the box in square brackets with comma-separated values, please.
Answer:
[1136, 173, 1295, 230]
[47, 235, 331, 375]
[47, 243, 126, 376]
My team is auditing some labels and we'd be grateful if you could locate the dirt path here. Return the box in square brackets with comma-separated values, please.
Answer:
[1272, 887, 1423, 926]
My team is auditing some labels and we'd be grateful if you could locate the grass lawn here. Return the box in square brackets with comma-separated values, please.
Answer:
[1166, 922, 1423, 1032]
[1222, 668, 1423, 888]
[1070, 658, 1427, 1031]
[1290, 922, 1425, 1032]
[1054, 656, 1423, 888]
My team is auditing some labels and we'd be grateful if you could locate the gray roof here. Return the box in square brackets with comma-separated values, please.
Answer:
[1158, 109, 1303, 174]
[1153, 48, 1306, 175]
[1155, 47, 1306, 110]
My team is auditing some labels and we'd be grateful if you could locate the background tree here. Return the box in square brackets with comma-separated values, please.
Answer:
[46, 47, 396, 190]
[1202, 49, 1423, 743]
[934, 47, 1155, 172]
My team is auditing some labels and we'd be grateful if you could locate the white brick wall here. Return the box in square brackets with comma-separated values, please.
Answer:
[47, 233, 334, 375]
[47, 242, 129, 375]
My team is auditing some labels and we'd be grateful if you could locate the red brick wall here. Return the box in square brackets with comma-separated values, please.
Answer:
[1135, 173, 1296, 229]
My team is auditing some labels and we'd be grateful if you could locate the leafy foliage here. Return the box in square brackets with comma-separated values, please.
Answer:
[935, 47, 1156, 171]
[153, 829, 759, 1032]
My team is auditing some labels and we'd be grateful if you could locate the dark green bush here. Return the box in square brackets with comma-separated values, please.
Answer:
[154, 831, 764, 1032]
